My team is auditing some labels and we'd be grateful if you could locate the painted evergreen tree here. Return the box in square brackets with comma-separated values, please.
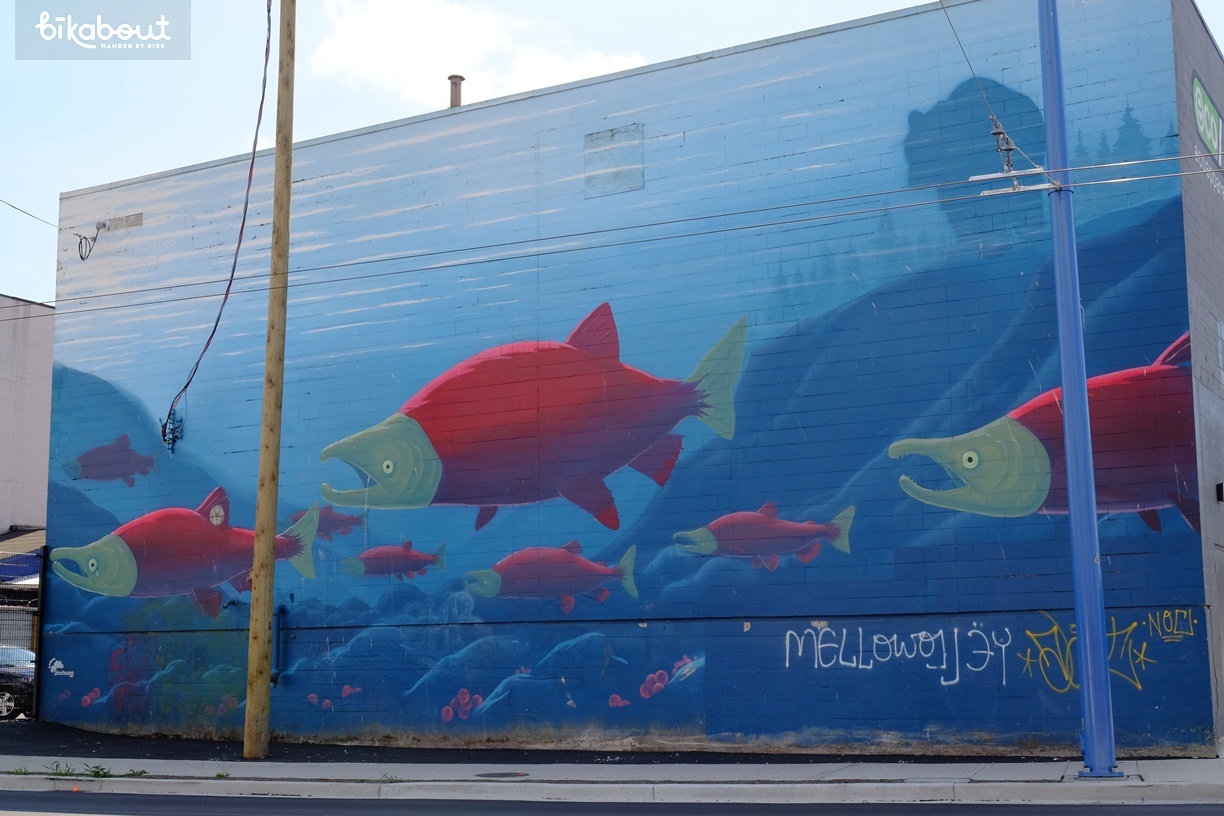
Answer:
[1096, 132, 1113, 165]
[1112, 105, 1152, 161]
[1072, 128, 1092, 170]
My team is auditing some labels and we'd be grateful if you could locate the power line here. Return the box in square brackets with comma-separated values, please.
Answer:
[2, 196, 101, 260]
[4, 150, 1216, 324]
[1, 197, 60, 230]
[2, 156, 1217, 328]
[157, 0, 274, 453]
[937, 0, 1053, 185]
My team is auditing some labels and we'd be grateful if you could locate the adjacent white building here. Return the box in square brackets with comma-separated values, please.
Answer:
[0, 295, 53, 532]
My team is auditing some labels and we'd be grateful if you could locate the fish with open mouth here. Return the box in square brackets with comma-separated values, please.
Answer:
[888, 334, 1198, 531]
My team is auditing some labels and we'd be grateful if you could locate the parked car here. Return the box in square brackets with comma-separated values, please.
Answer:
[0, 644, 35, 719]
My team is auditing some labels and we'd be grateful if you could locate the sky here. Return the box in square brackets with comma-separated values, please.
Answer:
[3, 0, 1224, 307]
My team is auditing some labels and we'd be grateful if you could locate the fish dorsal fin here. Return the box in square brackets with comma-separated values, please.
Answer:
[191, 588, 223, 618]
[1155, 332, 1191, 367]
[475, 505, 498, 530]
[401, 541, 415, 552]
[565, 303, 620, 361]
[758, 502, 779, 519]
[562, 540, 583, 555]
[197, 487, 230, 527]
[116, 434, 131, 449]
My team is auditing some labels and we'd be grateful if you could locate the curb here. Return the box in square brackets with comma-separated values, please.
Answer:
[2, 772, 1224, 804]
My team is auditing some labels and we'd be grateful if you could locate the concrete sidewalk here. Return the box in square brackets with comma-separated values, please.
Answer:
[0, 723, 1221, 804]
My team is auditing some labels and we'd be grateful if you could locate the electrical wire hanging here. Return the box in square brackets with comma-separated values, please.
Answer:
[3, 150, 1223, 329]
[938, 0, 1053, 183]
[159, 0, 273, 454]
[1, 197, 103, 261]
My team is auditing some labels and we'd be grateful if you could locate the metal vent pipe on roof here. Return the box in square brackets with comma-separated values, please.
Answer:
[448, 74, 464, 107]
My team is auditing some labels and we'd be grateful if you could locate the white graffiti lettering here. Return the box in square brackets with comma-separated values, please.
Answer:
[785, 623, 1011, 687]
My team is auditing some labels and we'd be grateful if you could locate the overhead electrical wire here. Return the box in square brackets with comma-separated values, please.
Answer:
[937, 0, 1054, 184]
[5, 1, 1220, 327]
[156, 0, 273, 453]
[1, 197, 61, 230]
[2, 149, 1219, 326]
[2, 196, 102, 260]
[2, 159, 1218, 329]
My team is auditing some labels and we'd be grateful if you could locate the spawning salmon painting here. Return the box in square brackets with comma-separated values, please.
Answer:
[320, 303, 747, 530]
[465, 541, 637, 614]
[673, 503, 853, 571]
[888, 334, 1198, 531]
[62, 434, 156, 487]
[49, 488, 318, 617]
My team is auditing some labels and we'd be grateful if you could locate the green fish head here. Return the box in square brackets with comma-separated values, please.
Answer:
[50, 534, 138, 597]
[464, 569, 502, 598]
[672, 527, 718, 555]
[888, 415, 1051, 517]
[320, 413, 443, 510]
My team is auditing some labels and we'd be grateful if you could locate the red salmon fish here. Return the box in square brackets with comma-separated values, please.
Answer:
[292, 505, 363, 541]
[673, 503, 854, 571]
[344, 541, 446, 580]
[890, 333, 1198, 531]
[49, 488, 318, 617]
[465, 541, 637, 614]
[63, 434, 156, 487]
[320, 303, 747, 530]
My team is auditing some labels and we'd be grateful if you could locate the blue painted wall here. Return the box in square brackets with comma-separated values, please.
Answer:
[40, 0, 1216, 753]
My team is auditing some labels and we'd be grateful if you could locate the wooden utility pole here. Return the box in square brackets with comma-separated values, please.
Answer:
[244, 0, 296, 760]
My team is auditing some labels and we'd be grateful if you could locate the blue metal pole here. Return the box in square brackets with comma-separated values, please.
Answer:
[1037, 0, 1121, 778]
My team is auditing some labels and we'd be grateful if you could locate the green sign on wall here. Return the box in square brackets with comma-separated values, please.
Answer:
[1194, 75, 1221, 164]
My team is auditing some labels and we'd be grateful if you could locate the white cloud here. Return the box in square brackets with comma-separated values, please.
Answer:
[310, 0, 644, 111]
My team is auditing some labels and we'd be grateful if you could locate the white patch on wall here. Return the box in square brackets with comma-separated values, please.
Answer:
[105, 213, 144, 232]
[1214, 322, 1224, 379]
[584, 124, 645, 198]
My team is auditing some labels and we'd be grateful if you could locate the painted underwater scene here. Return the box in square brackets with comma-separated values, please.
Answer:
[41, 0, 1215, 754]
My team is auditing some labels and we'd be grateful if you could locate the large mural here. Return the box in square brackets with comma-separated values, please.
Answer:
[40, 0, 1216, 754]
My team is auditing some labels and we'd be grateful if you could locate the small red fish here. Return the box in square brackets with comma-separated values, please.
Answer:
[343, 541, 446, 580]
[62, 434, 155, 487]
[292, 505, 363, 541]
[673, 503, 853, 571]
[465, 542, 637, 614]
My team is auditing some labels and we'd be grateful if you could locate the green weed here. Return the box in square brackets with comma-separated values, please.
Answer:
[44, 762, 77, 777]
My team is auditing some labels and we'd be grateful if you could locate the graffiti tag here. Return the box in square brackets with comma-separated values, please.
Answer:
[1019, 611, 1168, 692]
[784, 623, 1012, 686]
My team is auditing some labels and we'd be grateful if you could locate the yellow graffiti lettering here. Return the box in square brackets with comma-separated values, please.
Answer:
[1022, 612, 1163, 694]
[1023, 613, 1077, 693]
[1146, 608, 1197, 643]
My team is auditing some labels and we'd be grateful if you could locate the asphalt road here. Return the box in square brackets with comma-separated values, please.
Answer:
[6, 793, 1224, 816]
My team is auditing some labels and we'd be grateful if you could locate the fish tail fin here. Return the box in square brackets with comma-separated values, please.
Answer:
[434, 542, 447, 571]
[685, 318, 747, 440]
[829, 506, 854, 553]
[617, 545, 638, 599]
[281, 503, 318, 579]
[1155, 332, 1191, 367]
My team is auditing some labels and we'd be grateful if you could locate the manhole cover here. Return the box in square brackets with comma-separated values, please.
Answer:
[476, 772, 530, 779]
